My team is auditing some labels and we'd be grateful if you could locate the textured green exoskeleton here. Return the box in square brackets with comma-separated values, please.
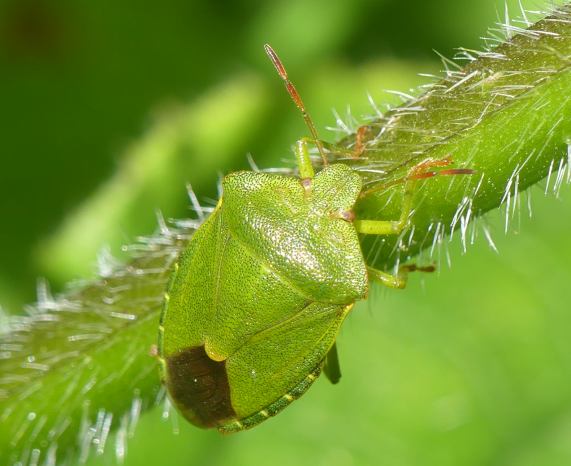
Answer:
[159, 161, 368, 432]
[158, 45, 467, 433]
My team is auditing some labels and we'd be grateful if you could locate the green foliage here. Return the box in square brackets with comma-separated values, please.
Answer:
[1, 1, 571, 465]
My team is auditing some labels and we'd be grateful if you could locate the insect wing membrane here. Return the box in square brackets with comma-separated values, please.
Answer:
[223, 301, 352, 431]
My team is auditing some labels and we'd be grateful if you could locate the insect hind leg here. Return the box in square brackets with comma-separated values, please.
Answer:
[323, 342, 341, 385]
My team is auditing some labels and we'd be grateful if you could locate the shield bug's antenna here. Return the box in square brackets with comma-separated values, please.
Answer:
[264, 44, 328, 166]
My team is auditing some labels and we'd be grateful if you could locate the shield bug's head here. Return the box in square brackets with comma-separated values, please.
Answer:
[221, 163, 368, 304]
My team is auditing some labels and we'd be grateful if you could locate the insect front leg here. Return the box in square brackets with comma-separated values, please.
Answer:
[353, 175, 416, 236]
[355, 158, 472, 289]
[354, 157, 475, 236]
[295, 138, 315, 180]
[354, 172, 423, 290]
[351, 125, 372, 158]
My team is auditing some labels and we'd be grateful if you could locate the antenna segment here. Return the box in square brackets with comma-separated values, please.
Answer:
[264, 44, 328, 166]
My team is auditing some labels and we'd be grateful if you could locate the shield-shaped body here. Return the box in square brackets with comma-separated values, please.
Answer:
[158, 163, 368, 432]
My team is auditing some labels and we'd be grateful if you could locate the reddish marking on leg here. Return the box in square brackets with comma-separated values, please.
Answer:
[402, 264, 436, 273]
[360, 155, 475, 198]
[440, 168, 476, 176]
[352, 126, 370, 158]
[408, 156, 475, 181]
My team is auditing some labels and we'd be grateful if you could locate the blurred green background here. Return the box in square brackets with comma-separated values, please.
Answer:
[2, 0, 571, 465]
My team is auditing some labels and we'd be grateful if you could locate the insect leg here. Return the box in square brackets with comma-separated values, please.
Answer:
[295, 138, 315, 180]
[323, 342, 341, 384]
[351, 125, 371, 158]
[353, 175, 415, 235]
[367, 264, 435, 289]
[355, 157, 475, 235]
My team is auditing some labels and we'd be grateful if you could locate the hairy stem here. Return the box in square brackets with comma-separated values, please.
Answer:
[339, 5, 571, 266]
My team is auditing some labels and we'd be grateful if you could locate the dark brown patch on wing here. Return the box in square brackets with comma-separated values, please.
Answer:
[165, 345, 236, 428]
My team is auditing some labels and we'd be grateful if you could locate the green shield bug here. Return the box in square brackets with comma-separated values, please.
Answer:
[157, 45, 473, 433]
